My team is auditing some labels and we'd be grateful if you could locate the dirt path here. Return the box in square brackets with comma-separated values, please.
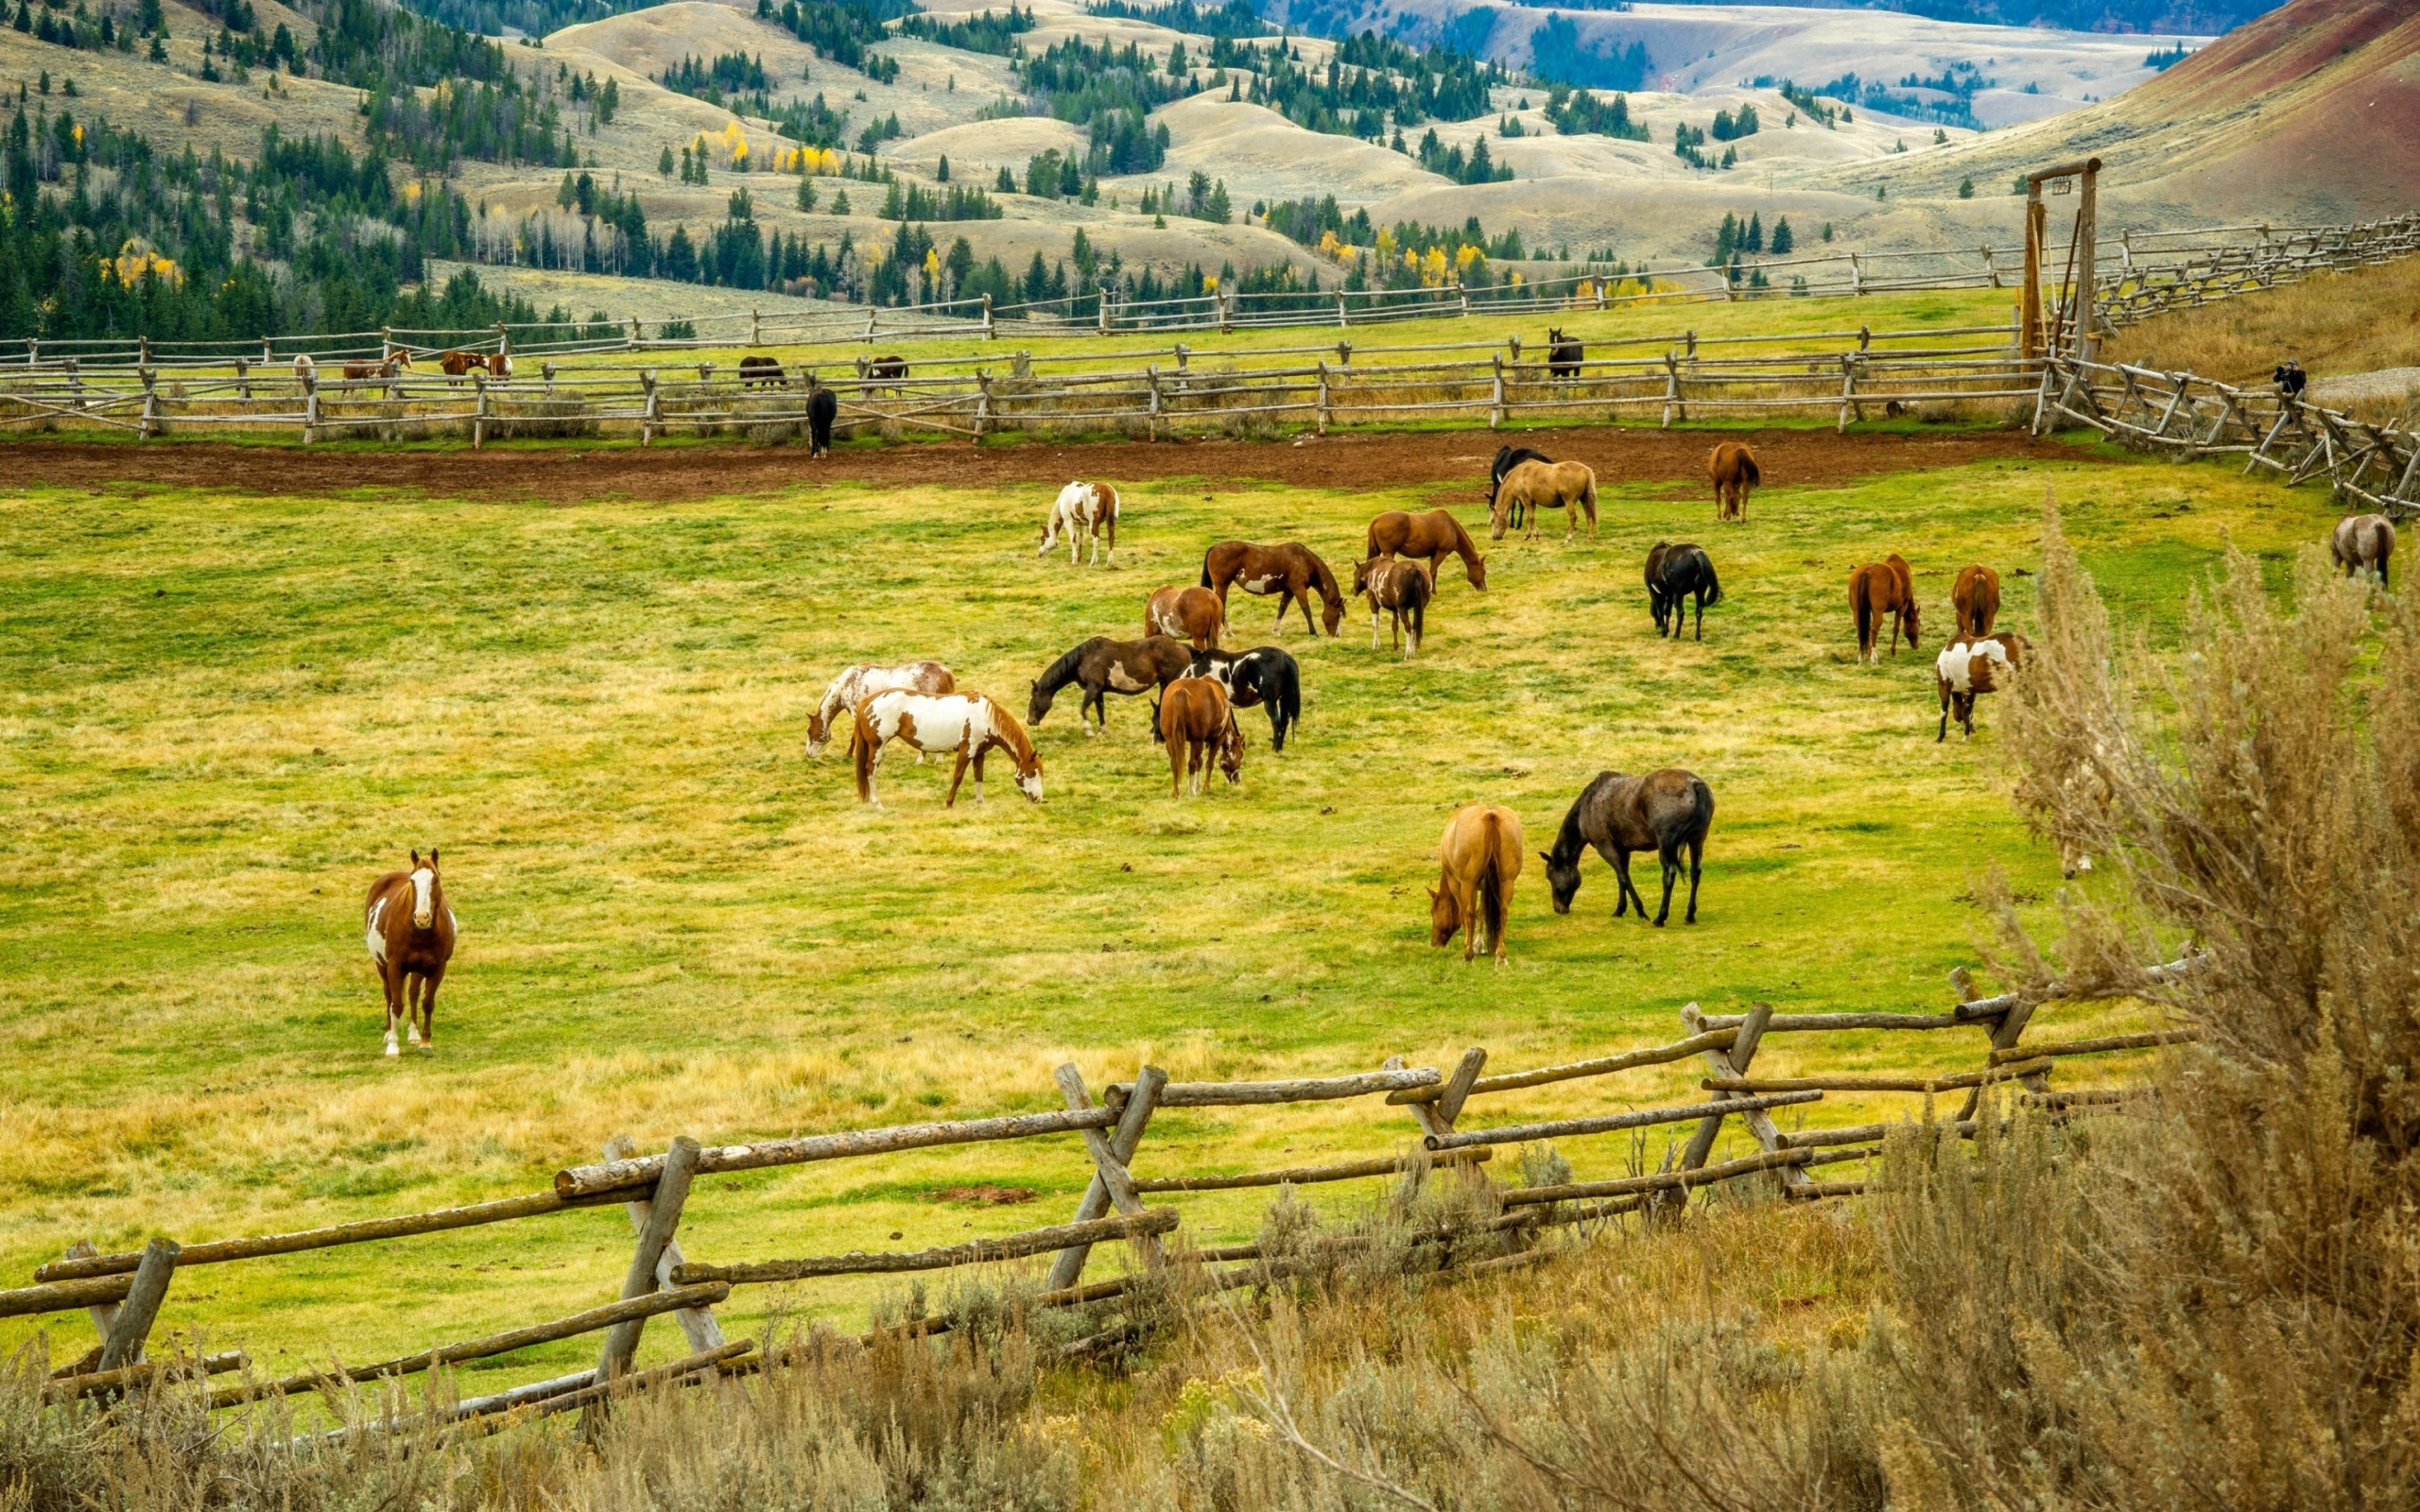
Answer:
[6, 426, 2066, 506]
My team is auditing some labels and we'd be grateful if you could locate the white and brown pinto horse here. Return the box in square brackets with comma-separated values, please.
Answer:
[1040, 482, 1120, 566]
[1352, 557, 1431, 660]
[1432, 803, 1524, 964]
[807, 662, 956, 756]
[853, 690, 1043, 807]
[2333, 513, 2395, 590]
[1936, 632, 2026, 740]
[1199, 541, 1345, 636]
[366, 850, 457, 1056]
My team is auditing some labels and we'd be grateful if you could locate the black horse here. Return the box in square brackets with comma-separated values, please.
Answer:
[1028, 635, 1194, 739]
[1546, 328, 1583, 382]
[807, 379, 838, 456]
[1488, 444, 1553, 535]
[1543, 768, 1714, 927]
[1646, 541, 1722, 641]
[1186, 645, 1303, 751]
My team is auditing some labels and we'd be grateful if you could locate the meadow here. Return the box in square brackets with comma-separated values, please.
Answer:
[0, 422, 2329, 1399]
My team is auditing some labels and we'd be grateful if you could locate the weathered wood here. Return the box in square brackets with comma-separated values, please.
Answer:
[1705, 1059, 2051, 1094]
[1693, 1005, 2007, 1032]
[1784, 1180, 1868, 1200]
[38, 1190, 621, 1281]
[674, 1209, 1181, 1285]
[1801, 1145, 1882, 1168]
[596, 1137, 700, 1382]
[603, 1134, 726, 1353]
[48, 1350, 244, 1401]
[554, 1107, 1122, 1197]
[0, 1273, 138, 1321]
[1103, 1068, 1439, 1108]
[1776, 1120, 1979, 1148]
[1056, 1063, 1164, 1274]
[1672, 1003, 1772, 1187]
[60, 1240, 121, 1346]
[1046, 1065, 1167, 1290]
[96, 1239, 178, 1371]
[1424, 1089, 1825, 1151]
[1988, 1028, 2198, 1063]
[1132, 1148, 1491, 1192]
[208, 1283, 730, 1408]
[1390, 1030, 1739, 1103]
[1501, 1146, 1816, 1207]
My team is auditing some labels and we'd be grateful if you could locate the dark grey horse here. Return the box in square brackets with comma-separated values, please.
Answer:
[1646, 541, 1723, 641]
[1543, 768, 1715, 926]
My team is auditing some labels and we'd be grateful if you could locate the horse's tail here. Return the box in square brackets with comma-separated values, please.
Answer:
[851, 701, 877, 800]
[1271, 655, 1302, 745]
[1475, 809, 1511, 946]
[1199, 546, 1215, 589]
[1854, 573, 1874, 650]
[1740, 452, 1760, 489]
[1699, 553, 1722, 608]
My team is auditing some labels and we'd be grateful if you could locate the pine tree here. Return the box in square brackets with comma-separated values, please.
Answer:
[935, 153, 948, 181]
[148, 31, 166, 61]
[1770, 215, 1793, 255]
[1745, 212, 1763, 254]
[659, 144, 674, 177]
[995, 165, 1013, 193]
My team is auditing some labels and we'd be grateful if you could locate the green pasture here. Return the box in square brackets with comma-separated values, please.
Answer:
[0, 430, 2325, 1400]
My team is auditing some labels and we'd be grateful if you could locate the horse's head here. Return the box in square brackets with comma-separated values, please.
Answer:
[1013, 746, 1045, 803]
[407, 848, 441, 929]
[1352, 558, 1375, 595]
[1489, 492, 1511, 541]
[389, 351, 414, 374]
[1321, 590, 1343, 636]
[1547, 327, 1564, 345]
[1542, 849, 1582, 914]
[1026, 679, 1054, 725]
[1218, 720, 1246, 785]
[804, 711, 834, 755]
[1903, 599, 1922, 646]
[1466, 555, 1489, 591]
[1428, 885, 1461, 945]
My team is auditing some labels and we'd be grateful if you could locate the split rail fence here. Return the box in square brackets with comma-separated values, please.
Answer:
[6, 958, 2193, 1437]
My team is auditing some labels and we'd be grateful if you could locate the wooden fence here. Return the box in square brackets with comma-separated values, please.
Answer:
[7, 958, 2193, 1436]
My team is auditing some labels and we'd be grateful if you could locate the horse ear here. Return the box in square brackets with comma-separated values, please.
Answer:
[428, 847, 439, 868]
[1539, 851, 1553, 865]
[411, 849, 422, 866]
[1426, 886, 1441, 903]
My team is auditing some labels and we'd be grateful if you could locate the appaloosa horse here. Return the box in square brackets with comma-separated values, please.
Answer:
[1432, 803, 1524, 964]
[1645, 541, 1722, 641]
[1028, 635, 1193, 738]
[1199, 541, 1344, 636]
[1543, 768, 1715, 926]
[1850, 555, 1920, 663]
[806, 662, 956, 756]
[1147, 586, 1226, 649]
[2333, 513, 2396, 589]
[1952, 564, 2001, 636]
[365, 850, 457, 1056]
[1159, 676, 1245, 797]
[1353, 557, 1432, 660]
[1366, 509, 1487, 591]
[1708, 441, 1760, 522]
[1936, 632, 2027, 740]
[1487, 445, 1553, 534]
[853, 691, 1043, 807]
[1040, 482, 1121, 566]
[1187, 645, 1303, 751]
[1491, 459, 1598, 542]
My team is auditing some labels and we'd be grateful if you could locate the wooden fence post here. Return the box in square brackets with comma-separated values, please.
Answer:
[1337, 290, 1349, 328]
[595, 1136, 700, 1383]
[1664, 1002, 1772, 1215]
[1386, 1050, 1487, 1196]
[975, 370, 992, 438]
[631, 316, 644, 347]
[496, 321, 510, 358]
[1681, 1003, 1815, 1202]
[984, 293, 996, 339]
[302, 372, 319, 446]
[60, 1241, 122, 1369]
[234, 358, 249, 402]
[1489, 354, 1505, 429]
[1218, 287, 1232, 335]
[1315, 360, 1330, 434]
[641, 370, 659, 447]
[1046, 1064, 1167, 1289]
[1147, 365, 1162, 440]
[472, 370, 489, 450]
[600, 1135, 726, 1354]
[751, 309, 762, 348]
[1838, 354, 1858, 434]
[1661, 352, 1682, 429]
[138, 367, 157, 440]
[96, 1238, 179, 1372]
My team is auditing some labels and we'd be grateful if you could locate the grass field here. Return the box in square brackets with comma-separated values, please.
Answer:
[0, 424, 2326, 1400]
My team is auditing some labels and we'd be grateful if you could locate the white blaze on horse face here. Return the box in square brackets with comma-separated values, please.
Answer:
[409, 868, 435, 928]
[366, 897, 389, 962]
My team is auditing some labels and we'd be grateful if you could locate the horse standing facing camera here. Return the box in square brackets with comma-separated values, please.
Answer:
[366, 850, 457, 1057]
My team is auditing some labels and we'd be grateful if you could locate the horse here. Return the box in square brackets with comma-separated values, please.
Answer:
[807, 380, 838, 456]
[1645, 541, 1721, 641]
[1353, 557, 1431, 660]
[292, 353, 316, 386]
[1187, 645, 1303, 751]
[1487, 445, 1553, 534]
[1709, 441, 1760, 522]
[1542, 768, 1714, 927]
[2332, 513, 2395, 589]
[365, 850, 457, 1056]
[1159, 676, 1245, 797]
[1952, 564, 2001, 636]
[1147, 586, 1225, 650]
[1936, 632, 2026, 741]
[439, 351, 488, 382]
[1365, 509, 1487, 592]
[1039, 482, 1120, 567]
[1491, 458, 1598, 542]
[1432, 803, 1524, 964]
[1849, 555, 1920, 663]
[852, 691, 1042, 807]
[487, 352, 513, 381]
[1199, 542, 1344, 636]
[343, 352, 411, 384]
[1028, 635, 1193, 739]
[862, 354, 908, 396]
[1546, 328, 1583, 382]
[739, 354, 786, 388]
[806, 661, 956, 756]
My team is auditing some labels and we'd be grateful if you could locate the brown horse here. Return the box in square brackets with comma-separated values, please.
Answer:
[343, 352, 412, 383]
[1366, 509, 1487, 592]
[1353, 557, 1431, 660]
[1159, 676, 1244, 797]
[1028, 636, 1192, 739]
[1709, 441, 1760, 522]
[439, 351, 489, 381]
[1951, 564, 2001, 636]
[1200, 541, 1345, 636]
[1146, 586, 1225, 650]
[1431, 803, 1524, 964]
[1849, 554, 1920, 663]
[2333, 513, 2395, 589]
[366, 850, 457, 1056]
[1490, 459, 1599, 542]
[1543, 769, 1714, 926]
[852, 691, 1043, 806]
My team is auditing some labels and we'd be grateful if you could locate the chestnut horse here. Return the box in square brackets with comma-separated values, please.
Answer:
[1849, 554, 1920, 663]
[1709, 441, 1760, 522]
[1028, 635, 1192, 738]
[1199, 541, 1344, 636]
[1039, 482, 1120, 567]
[439, 351, 488, 381]
[2333, 513, 2395, 589]
[852, 691, 1042, 807]
[343, 352, 413, 383]
[1431, 803, 1524, 964]
[806, 661, 955, 756]
[1353, 557, 1431, 660]
[1366, 509, 1487, 592]
[1951, 564, 2001, 636]
[1936, 632, 2026, 741]
[1543, 768, 1714, 926]
[1147, 586, 1225, 649]
[366, 850, 457, 1056]
[1159, 676, 1244, 797]
[1490, 459, 1599, 542]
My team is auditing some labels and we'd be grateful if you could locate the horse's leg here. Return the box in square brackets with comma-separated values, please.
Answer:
[406, 971, 425, 1046]
[1169, 730, 1185, 797]
[944, 745, 973, 806]
[418, 965, 443, 1047]
[382, 963, 404, 1057]
[1609, 849, 1639, 918]
[1653, 846, 1680, 927]
[972, 743, 990, 801]
[1685, 834, 1703, 924]
[1694, 589, 1705, 642]
[1083, 686, 1104, 739]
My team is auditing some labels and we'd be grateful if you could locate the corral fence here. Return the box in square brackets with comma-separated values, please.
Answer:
[6, 959, 2194, 1438]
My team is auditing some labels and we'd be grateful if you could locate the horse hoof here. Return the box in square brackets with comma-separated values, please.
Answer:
[384, 1042, 400, 1057]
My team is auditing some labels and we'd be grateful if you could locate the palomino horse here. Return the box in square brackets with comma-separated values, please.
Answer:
[1543, 768, 1714, 927]
[1849, 555, 1920, 663]
[1365, 509, 1487, 592]
[1708, 441, 1760, 522]
[1187, 645, 1303, 751]
[852, 691, 1043, 807]
[1200, 541, 1344, 636]
[1159, 676, 1244, 797]
[1937, 632, 2026, 741]
[1039, 482, 1120, 567]
[291, 353, 316, 386]
[366, 850, 457, 1056]
[1432, 803, 1524, 964]
[1487, 445, 1552, 534]
[807, 661, 956, 756]
[1645, 541, 1722, 641]
[1952, 564, 2001, 636]
[1491, 459, 1599, 542]
[2333, 513, 2395, 589]
[1028, 635, 1193, 738]
[1147, 586, 1225, 649]
[1353, 557, 1431, 660]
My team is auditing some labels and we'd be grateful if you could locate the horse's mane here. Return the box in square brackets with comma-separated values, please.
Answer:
[1306, 550, 1341, 602]
[1549, 777, 1610, 866]
[1441, 511, 1480, 558]
[1035, 639, 1099, 694]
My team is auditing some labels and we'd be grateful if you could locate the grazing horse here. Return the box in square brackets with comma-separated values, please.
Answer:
[807, 380, 838, 456]
[343, 352, 412, 383]
[365, 850, 457, 1057]
[1491, 458, 1599, 542]
[1546, 328, 1583, 382]
[1365, 509, 1488, 592]
[1159, 676, 1245, 797]
[1936, 632, 2027, 741]
[1951, 564, 2001, 636]
[1543, 768, 1714, 927]
[738, 354, 786, 387]
[1199, 541, 1344, 636]
[1187, 645, 1303, 751]
[1849, 555, 1920, 663]
[1432, 803, 1524, 965]
[1039, 482, 1120, 567]
[1645, 541, 1722, 641]
[2332, 513, 2395, 589]
[852, 691, 1043, 807]
[1487, 445, 1553, 534]
[1147, 586, 1226, 650]
[1708, 441, 1760, 522]
[1028, 635, 1193, 738]
[1353, 557, 1431, 660]
[439, 351, 488, 382]
[862, 354, 908, 395]
[806, 661, 956, 756]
